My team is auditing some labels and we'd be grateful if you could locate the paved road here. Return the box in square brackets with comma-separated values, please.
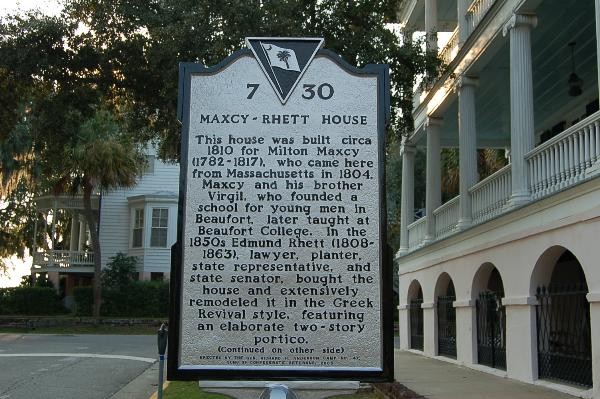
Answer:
[0, 334, 157, 399]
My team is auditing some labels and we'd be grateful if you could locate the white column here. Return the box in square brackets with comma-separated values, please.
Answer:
[78, 219, 87, 251]
[425, 0, 438, 53]
[424, 118, 442, 243]
[454, 300, 477, 364]
[503, 297, 538, 383]
[588, 294, 600, 398]
[399, 143, 416, 254]
[457, 76, 478, 230]
[422, 302, 437, 356]
[458, 0, 469, 46]
[51, 201, 57, 250]
[596, 0, 600, 97]
[503, 14, 537, 207]
[69, 214, 80, 252]
[398, 305, 410, 350]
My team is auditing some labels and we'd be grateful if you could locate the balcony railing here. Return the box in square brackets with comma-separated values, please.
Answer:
[465, 0, 497, 38]
[401, 114, 600, 255]
[527, 112, 600, 199]
[470, 165, 511, 224]
[35, 194, 99, 211]
[434, 196, 460, 240]
[439, 28, 459, 66]
[407, 217, 427, 250]
[33, 250, 95, 269]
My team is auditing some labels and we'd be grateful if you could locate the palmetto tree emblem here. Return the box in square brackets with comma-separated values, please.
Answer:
[277, 50, 291, 69]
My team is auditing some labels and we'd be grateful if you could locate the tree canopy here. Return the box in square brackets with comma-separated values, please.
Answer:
[1, 0, 438, 271]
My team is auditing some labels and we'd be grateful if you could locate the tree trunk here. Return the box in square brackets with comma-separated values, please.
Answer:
[82, 183, 102, 320]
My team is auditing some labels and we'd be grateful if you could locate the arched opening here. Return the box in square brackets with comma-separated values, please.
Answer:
[435, 273, 456, 358]
[407, 280, 424, 351]
[535, 249, 592, 387]
[473, 264, 506, 370]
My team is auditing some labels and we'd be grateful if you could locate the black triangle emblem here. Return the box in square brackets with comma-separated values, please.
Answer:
[246, 37, 324, 104]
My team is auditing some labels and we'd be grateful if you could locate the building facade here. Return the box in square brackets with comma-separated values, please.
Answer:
[31, 148, 179, 306]
[396, 0, 600, 397]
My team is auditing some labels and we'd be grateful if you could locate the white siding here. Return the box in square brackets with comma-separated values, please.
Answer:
[98, 152, 179, 273]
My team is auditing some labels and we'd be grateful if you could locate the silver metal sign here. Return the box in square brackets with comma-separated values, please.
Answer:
[169, 37, 392, 381]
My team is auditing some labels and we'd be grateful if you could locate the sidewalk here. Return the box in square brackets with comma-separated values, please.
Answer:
[394, 350, 582, 399]
[110, 361, 158, 399]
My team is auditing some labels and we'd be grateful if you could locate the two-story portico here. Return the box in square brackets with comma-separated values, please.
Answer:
[396, 0, 600, 397]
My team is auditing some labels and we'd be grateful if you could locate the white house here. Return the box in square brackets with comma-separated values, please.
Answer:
[30, 147, 179, 305]
[396, 0, 599, 397]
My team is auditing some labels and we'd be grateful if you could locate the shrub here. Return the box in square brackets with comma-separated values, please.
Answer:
[102, 281, 169, 317]
[0, 287, 66, 315]
[73, 286, 93, 316]
[102, 253, 138, 289]
[73, 282, 169, 317]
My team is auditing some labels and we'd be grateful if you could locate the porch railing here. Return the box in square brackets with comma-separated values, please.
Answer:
[33, 250, 95, 268]
[439, 28, 459, 65]
[434, 196, 460, 239]
[469, 165, 511, 224]
[465, 0, 497, 38]
[407, 217, 427, 250]
[527, 112, 600, 199]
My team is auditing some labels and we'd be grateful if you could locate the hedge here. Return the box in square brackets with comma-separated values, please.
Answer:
[74, 282, 169, 317]
[0, 287, 66, 315]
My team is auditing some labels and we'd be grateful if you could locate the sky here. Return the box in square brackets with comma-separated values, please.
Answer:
[0, 0, 62, 287]
[0, 0, 62, 17]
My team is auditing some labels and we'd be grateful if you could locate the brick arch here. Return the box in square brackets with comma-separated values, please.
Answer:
[434, 272, 455, 300]
[471, 262, 504, 300]
[529, 245, 589, 296]
[407, 279, 423, 302]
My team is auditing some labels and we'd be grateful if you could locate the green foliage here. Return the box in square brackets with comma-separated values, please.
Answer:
[0, 1, 438, 270]
[0, 286, 66, 315]
[385, 139, 402, 254]
[59, 0, 434, 158]
[19, 274, 54, 288]
[73, 286, 93, 316]
[101, 252, 138, 289]
[73, 282, 169, 317]
[102, 281, 169, 317]
[0, 181, 38, 273]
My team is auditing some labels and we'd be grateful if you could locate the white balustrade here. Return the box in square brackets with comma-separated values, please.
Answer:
[465, 0, 497, 38]
[433, 196, 460, 239]
[407, 217, 427, 250]
[469, 165, 511, 224]
[439, 28, 459, 65]
[527, 111, 600, 199]
[33, 250, 95, 268]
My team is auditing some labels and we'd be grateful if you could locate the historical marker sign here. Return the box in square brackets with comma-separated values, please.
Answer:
[169, 38, 393, 381]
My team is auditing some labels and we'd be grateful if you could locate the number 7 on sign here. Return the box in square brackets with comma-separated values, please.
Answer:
[247, 83, 259, 99]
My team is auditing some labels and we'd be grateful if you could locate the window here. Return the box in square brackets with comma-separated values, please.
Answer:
[132, 209, 144, 248]
[151, 208, 168, 247]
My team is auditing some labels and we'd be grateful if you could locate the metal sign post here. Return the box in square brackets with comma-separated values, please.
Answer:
[169, 37, 393, 389]
[157, 323, 168, 399]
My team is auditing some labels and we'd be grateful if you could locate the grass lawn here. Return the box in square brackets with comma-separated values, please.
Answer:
[164, 381, 380, 399]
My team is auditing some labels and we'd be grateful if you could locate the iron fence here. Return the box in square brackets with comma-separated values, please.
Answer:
[536, 284, 592, 387]
[437, 295, 457, 358]
[476, 291, 506, 370]
[409, 298, 424, 351]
